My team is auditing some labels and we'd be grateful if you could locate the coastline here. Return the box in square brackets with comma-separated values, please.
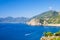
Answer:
[27, 24, 60, 27]
[44, 24, 60, 26]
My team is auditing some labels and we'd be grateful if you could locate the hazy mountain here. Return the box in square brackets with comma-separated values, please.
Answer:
[0, 17, 29, 23]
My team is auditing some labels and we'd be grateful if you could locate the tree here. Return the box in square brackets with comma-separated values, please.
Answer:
[55, 31, 60, 36]
[44, 32, 53, 37]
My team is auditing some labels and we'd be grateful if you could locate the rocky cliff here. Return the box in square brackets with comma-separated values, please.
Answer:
[26, 18, 41, 26]
[27, 10, 60, 26]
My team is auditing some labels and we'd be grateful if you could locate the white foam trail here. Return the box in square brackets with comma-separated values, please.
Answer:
[25, 33, 32, 36]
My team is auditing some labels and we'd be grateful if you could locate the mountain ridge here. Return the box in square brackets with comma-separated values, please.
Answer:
[0, 17, 29, 23]
[27, 10, 60, 26]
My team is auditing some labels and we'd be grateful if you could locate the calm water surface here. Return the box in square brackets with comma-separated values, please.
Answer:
[0, 23, 60, 40]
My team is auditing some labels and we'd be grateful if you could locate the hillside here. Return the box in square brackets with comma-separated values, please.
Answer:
[27, 10, 60, 25]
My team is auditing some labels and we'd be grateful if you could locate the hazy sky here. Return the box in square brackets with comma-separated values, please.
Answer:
[0, 0, 60, 18]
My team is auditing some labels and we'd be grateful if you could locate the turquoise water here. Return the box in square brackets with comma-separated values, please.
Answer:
[0, 23, 60, 40]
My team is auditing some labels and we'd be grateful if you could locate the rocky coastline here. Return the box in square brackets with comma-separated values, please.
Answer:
[40, 31, 60, 40]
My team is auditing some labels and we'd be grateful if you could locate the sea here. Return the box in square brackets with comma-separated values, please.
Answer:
[0, 23, 60, 40]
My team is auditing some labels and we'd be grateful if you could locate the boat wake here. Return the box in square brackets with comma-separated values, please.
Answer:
[25, 33, 32, 36]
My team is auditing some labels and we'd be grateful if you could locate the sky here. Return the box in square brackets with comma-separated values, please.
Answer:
[0, 0, 60, 18]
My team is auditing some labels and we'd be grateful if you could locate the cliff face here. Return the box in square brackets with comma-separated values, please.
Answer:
[27, 18, 41, 26]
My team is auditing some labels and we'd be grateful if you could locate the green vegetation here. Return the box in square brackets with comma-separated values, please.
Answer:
[40, 19, 44, 24]
[43, 31, 60, 40]
[48, 15, 60, 24]
[44, 32, 53, 37]
[31, 10, 60, 24]
[53, 37, 60, 40]
[54, 31, 60, 36]
[43, 31, 60, 36]
[41, 31, 60, 40]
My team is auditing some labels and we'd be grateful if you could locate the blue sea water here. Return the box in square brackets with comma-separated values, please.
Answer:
[0, 23, 60, 40]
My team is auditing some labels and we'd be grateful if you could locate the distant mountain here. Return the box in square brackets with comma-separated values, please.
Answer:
[0, 17, 29, 23]
[27, 10, 60, 25]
